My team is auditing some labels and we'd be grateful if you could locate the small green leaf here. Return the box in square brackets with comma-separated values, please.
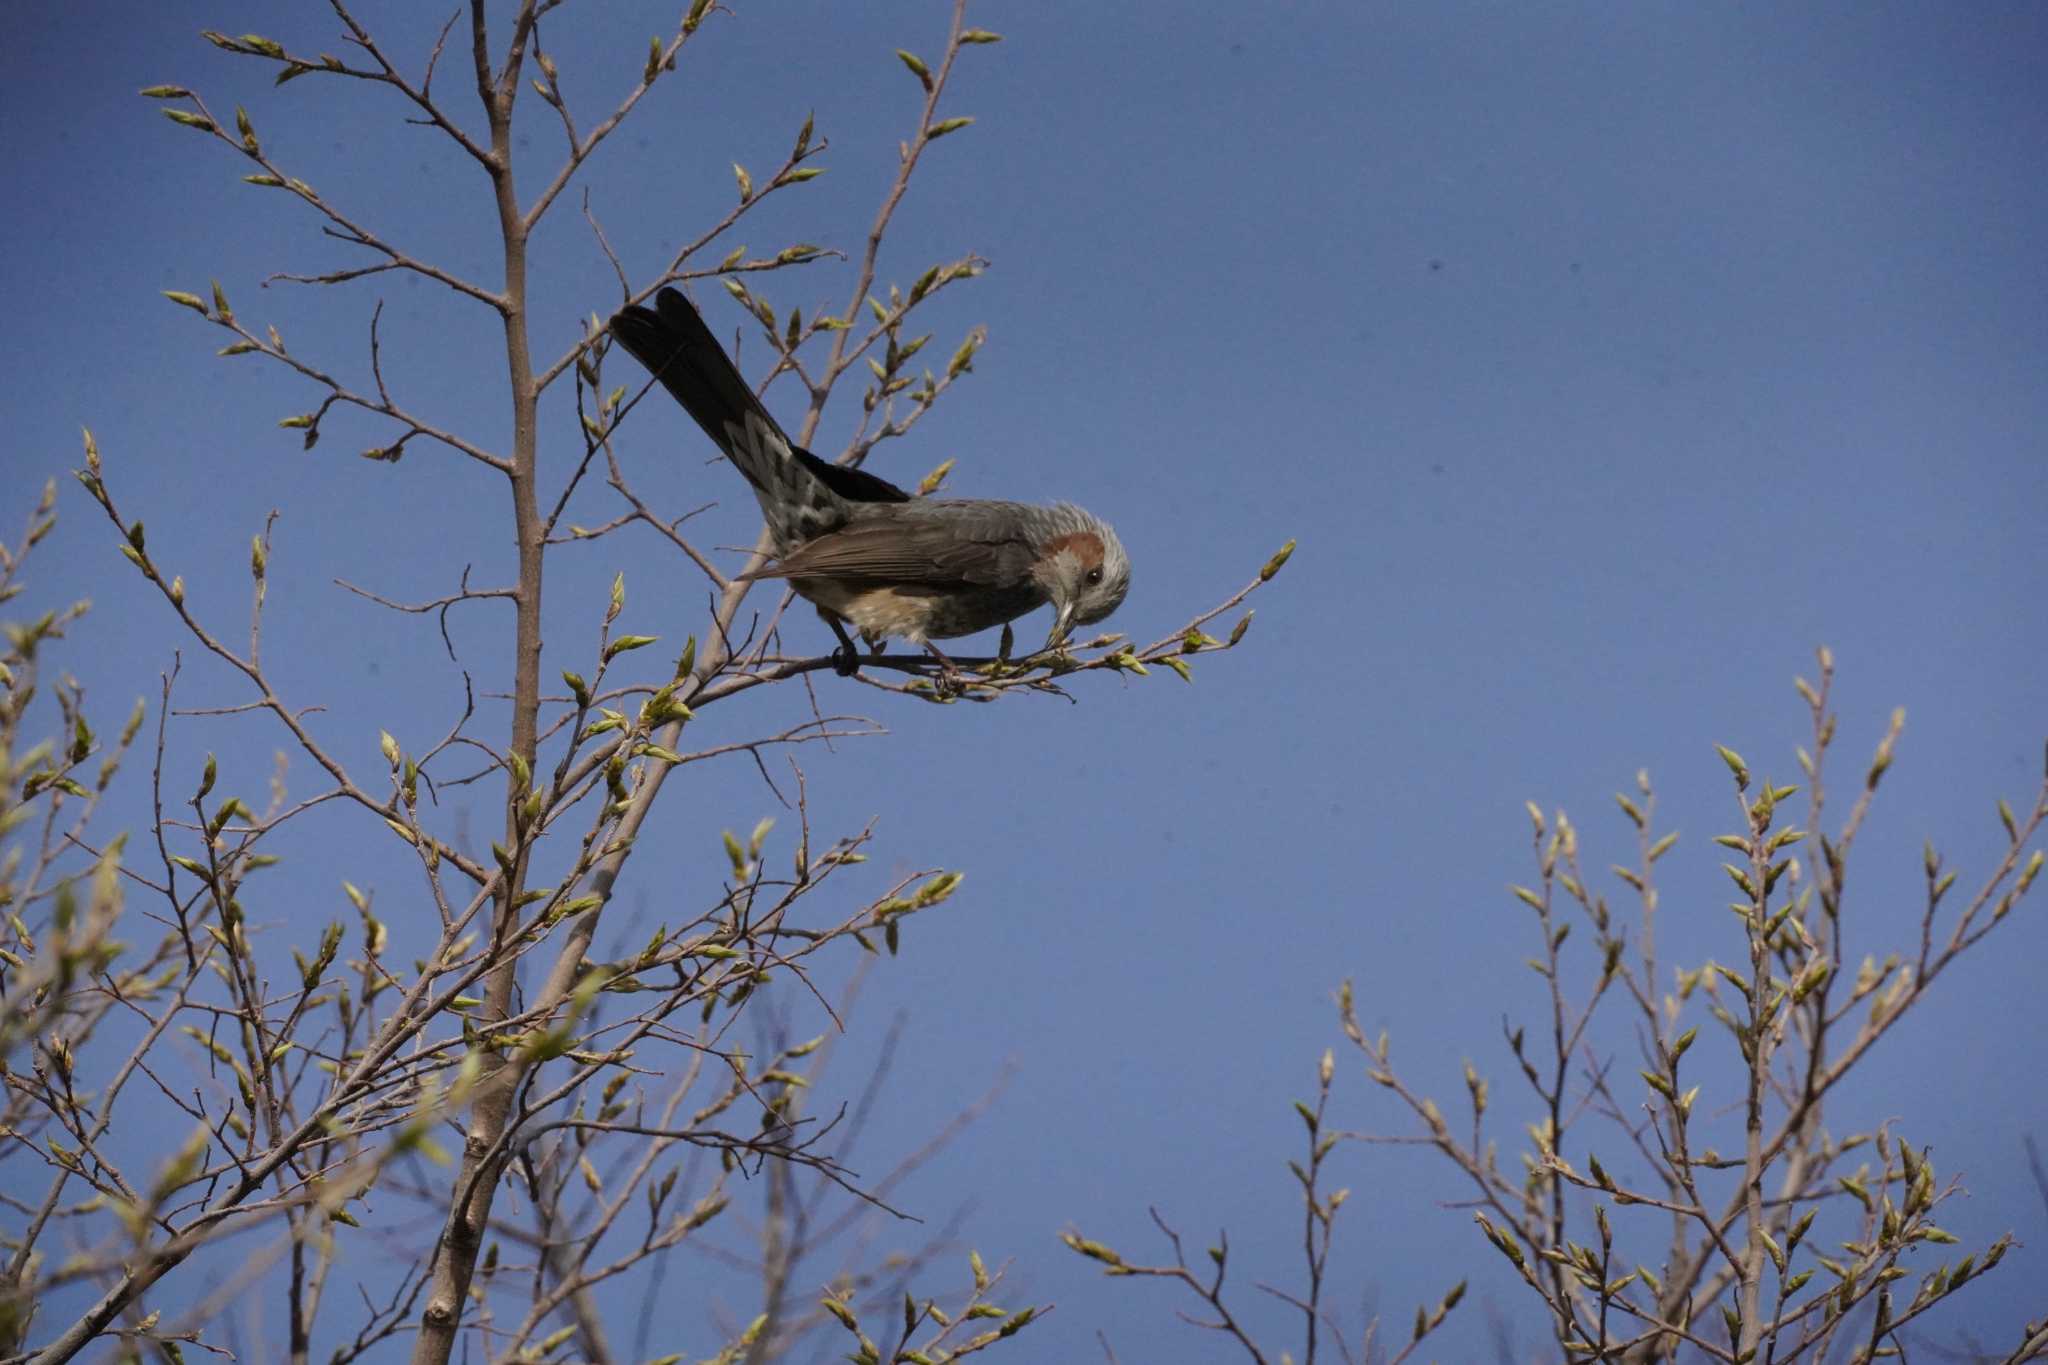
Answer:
[896, 49, 933, 88]
[604, 634, 658, 660]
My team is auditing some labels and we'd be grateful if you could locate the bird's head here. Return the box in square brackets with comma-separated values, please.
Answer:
[1033, 503, 1131, 650]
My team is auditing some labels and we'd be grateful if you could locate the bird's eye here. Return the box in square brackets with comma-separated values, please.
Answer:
[1084, 568, 1103, 586]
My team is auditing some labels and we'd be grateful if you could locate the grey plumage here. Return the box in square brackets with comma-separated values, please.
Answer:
[608, 288, 1130, 665]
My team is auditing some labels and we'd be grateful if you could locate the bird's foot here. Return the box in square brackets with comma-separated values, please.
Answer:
[822, 611, 865, 677]
[922, 641, 970, 699]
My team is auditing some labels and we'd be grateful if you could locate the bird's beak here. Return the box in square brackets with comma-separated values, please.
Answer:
[1044, 601, 1076, 652]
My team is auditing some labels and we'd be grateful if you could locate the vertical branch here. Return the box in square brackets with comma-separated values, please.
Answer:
[1528, 818, 1578, 1332]
[412, 3, 541, 1360]
[1712, 743, 1795, 1359]
[405, 7, 995, 1358]
[802, 0, 972, 430]
[1737, 807, 1771, 1358]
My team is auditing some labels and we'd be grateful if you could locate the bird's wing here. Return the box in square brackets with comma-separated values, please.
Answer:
[746, 515, 1037, 588]
[608, 288, 910, 509]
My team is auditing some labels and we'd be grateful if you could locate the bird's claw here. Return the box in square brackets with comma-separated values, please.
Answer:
[831, 643, 859, 677]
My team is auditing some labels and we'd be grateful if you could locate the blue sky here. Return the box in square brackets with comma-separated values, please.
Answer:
[5, 2, 2046, 1360]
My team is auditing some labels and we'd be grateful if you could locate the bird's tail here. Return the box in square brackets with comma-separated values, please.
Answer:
[608, 288, 908, 548]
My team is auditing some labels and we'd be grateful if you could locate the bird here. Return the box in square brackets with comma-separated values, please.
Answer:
[607, 287, 1130, 679]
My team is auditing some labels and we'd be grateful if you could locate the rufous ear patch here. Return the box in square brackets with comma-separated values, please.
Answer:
[1043, 530, 1105, 570]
